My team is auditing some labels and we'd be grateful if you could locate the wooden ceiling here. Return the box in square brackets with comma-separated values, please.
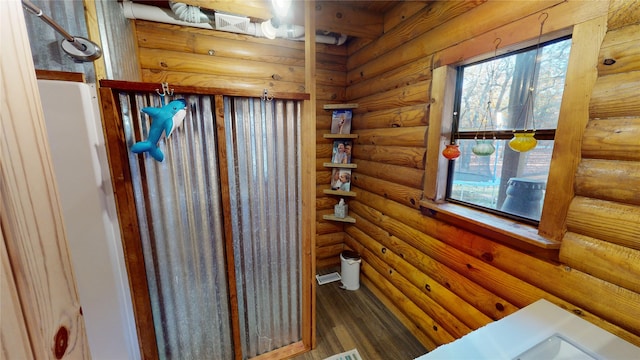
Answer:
[132, 0, 407, 39]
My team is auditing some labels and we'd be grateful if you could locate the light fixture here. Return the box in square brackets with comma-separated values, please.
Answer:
[272, 0, 291, 18]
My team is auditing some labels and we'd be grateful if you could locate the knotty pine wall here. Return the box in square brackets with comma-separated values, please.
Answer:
[341, 0, 640, 351]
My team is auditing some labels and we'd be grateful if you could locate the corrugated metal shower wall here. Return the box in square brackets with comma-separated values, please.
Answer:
[119, 92, 301, 359]
[223, 97, 302, 358]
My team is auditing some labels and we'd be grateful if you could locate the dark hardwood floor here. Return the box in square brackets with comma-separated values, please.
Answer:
[293, 271, 428, 360]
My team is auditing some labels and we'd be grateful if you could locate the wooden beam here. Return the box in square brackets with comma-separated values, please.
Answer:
[303, 0, 317, 350]
[1, 0, 89, 357]
[181, 0, 273, 21]
[423, 65, 456, 203]
[314, 2, 383, 39]
[539, 15, 608, 240]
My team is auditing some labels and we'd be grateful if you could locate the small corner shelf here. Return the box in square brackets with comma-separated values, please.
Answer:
[323, 163, 357, 169]
[323, 103, 358, 224]
[323, 214, 356, 223]
[323, 189, 356, 197]
[323, 133, 358, 139]
[323, 103, 359, 110]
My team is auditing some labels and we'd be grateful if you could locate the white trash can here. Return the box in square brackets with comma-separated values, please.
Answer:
[340, 250, 361, 290]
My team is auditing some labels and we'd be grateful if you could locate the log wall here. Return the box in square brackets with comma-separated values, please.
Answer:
[131, 0, 640, 351]
[343, 0, 640, 350]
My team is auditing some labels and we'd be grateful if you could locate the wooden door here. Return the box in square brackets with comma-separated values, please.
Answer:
[1, 0, 89, 358]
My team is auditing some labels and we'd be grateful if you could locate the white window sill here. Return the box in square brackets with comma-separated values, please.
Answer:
[419, 200, 561, 250]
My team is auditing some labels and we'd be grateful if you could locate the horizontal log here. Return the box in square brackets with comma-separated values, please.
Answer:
[351, 174, 423, 210]
[316, 243, 343, 260]
[141, 69, 305, 93]
[354, 126, 428, 148]
[347, 224, 490, 331]
[382, 1, 431, 33]
[433, 0, 605, 68]
[316, 196, 337, 211]
[313, 2, 383, 39]
[355, 144, 425, 169]
[582, 118, 640, 161]
[347, 1, 482, 71]
[316, 170, 331, 185]
[316, 52, 347, 73]
[316, 232, 344, 248]
[136, 21, 305, 65]
[560, 232, 640, 293]
[353, 189, 640, 342]
[316, 256, 340, 270]
[347, 57, 432, 100]
[348, 197, 518, 321]
[607, 0, 640, 31]
[347, 1, 562, 83]
[590, 72, 640, 119]
[315, 113, 332, 130]
[354, 159, 424, 190]
[597, 23, 640, 76]
[352, 81, 430, 113]
[316, 69, 347, 87]
[351, 104, 429, 130]
[349, 199, 546, 308]
[359, 276, 436, 351]
[315, 84, 346, 102]
[359, 261, 455, 346]
[575, 159, 640, 206]
[316, 220, 343, 235]
[316, 143, 333, 161]
[139, 48, 305, 83]
[566, 196, 640, 250]
[348, 231, 471, 338]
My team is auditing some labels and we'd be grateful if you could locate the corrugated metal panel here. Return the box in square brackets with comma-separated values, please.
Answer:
[95, 0, 141, 80]
[223, 97, 302, 358]
[23, 0, 96, 81]
[119, 92, 234, 359]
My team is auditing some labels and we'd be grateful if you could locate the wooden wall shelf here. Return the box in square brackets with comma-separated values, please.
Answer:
[323, 134, 358, 139]
[323, 189, 356, 197]
[323, 103, 359, 110]
[322, 214, 356, 223]
[323, 163, 357, 169]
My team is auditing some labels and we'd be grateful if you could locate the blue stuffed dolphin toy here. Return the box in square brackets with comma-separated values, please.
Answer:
[131, 99, 187, 162]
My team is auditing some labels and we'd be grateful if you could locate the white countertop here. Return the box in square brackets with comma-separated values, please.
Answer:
[415, 299, 639, 359]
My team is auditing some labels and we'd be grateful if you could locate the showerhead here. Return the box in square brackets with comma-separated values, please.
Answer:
[60, 37, 102, 63]
[22, 0, 102, 63]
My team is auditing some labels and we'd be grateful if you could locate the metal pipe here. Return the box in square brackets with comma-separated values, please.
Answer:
[21, 0, 86, 51]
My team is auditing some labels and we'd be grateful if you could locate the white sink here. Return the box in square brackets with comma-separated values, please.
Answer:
[415, 299, 639, 359]
[514, 334, 599, 360]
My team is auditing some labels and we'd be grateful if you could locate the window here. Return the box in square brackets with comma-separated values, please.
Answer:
[446, 36, 572, 224]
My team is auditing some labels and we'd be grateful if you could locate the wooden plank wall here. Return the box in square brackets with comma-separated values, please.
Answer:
[342, 0, 640, 350]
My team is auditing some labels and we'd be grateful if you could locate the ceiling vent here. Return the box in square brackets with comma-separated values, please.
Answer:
[214, 12, 250, 34]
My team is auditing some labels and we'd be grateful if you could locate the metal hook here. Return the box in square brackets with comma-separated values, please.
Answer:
[493, 38, 502, 56]
[262, 88, 273, 101]
[156, 82, 174, 105]
[538, 12, 549, 25]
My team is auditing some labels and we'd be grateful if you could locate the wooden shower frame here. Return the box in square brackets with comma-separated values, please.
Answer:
[98, 80, 312, 360]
